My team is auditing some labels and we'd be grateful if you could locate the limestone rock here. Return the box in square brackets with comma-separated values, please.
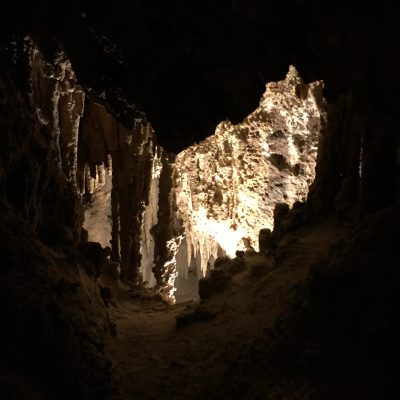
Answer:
[173, 66, 325, 282]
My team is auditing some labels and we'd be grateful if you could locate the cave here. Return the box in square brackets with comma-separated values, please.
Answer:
[1, 3, 400, 400]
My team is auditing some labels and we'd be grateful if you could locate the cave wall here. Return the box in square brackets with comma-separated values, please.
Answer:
[173, 66, 324, 281]
[0, 38, 85, 244]
[0, 39, 115, 400]
[78, 99, 178, 295]
[0, 36, 178, 397]
[0, 35, 168, 290]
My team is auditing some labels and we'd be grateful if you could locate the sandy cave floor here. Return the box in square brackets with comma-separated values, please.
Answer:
[107, 221, 348, 400]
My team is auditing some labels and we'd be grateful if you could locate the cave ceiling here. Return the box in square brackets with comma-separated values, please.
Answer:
[1, 1, 399, 153]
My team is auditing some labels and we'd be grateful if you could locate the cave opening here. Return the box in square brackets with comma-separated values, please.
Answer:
[80, 65, 325, 303]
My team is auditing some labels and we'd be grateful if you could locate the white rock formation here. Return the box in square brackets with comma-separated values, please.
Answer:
[83, 164, 113, 248]
[139, 151, 162, 286]
[173, 66, 325, 282]
[28, 47, 323, 305]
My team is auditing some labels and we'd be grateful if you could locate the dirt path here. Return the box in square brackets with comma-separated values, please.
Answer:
[108, 220, 348, 400]
[110, 298, 207, 400]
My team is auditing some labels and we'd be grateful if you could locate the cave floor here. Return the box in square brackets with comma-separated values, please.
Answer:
[109, 299, 201, 399]
[108, 220, 348, 400]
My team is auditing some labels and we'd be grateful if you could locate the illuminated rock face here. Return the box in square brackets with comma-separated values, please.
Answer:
[78, 102, 177, 298]
[173, 66, 325, 281]
[82, 166, 112, 248]
[26, 51, 323, 303]
[78, 100, 164, 285]
[139, 152, 162, 287]
[24, 48, 324, 303]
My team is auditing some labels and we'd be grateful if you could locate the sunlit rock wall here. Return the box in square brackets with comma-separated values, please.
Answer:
[173, 66, 325, 279]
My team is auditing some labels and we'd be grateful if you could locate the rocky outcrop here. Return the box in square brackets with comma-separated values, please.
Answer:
[173, 67, 325, 282]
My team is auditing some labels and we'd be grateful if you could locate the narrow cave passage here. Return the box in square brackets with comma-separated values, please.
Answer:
[109, 218, 349, 400]
[81, 66, 325, 303]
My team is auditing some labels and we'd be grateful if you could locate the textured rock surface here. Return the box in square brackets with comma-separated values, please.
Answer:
[1, 38, 85, 244]
[78, 99, 179, 299]
[77, 98, 166, 286]
[140, 151, 162, 286]
[82, 167, 112, 248]
[0, 39, 114, 399]
[0, 214, 115, 400]
[173, 67, 325, 280]
[151, 154, 182, 301]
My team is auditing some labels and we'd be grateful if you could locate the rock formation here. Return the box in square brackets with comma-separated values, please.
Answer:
[173, 66, 325, 287]
[78, 100, 179, 298]
[0, 37, 85, 244]
[0, 38, 114, 399]
[1, 4, 400, 399]
[80, 105, 144, 276]
[78, 68, 325, 303]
